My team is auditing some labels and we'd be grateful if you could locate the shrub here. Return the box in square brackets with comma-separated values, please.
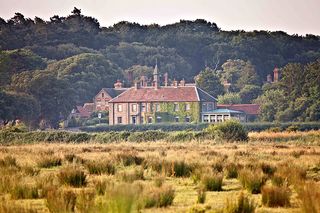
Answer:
[93, 179, 109, 195]
[262, 185, 290, 207]
[95, 183, 139, 213]
[167, 131, 195, 142]
[238, 170, 266, 194]
[127, 130, 168, 142]
[206, 120, 248, 142]
[225, 163, 239, 179]
[58, 166, 87, 187]
[75, 189, 96, 213]
[0, 156, 18, 167]
[297, 181, 320, 213]
[37, 156, 62, 168]
[260, 163, 276, 176]
[212, 161, 224, 173]
[115, 152, 144, 166]
[223, 192, 255, 213]
[197, 187, 206, 204]
[143, 185, 175, 208]
[11, 183, 39, 199]
[120, 168, 144, 183]
[287, 125, 299, 132]
[201, 173, 223, 191]
[271, 174, 285, 187]
[85, 160, 116, 175]
[173, 161, 193, 177]
[46, 187, 77, 213]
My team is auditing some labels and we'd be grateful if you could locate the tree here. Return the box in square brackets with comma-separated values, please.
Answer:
[217, 92, 242, 104]
[220, 59, 259, 92]
[239, 85, 262, 104]
[195, 67, 224, 97]
[254, 89, 287, 122]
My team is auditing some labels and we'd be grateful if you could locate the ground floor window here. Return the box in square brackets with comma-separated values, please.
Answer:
[131, 116, 136, 124]
[117, 117, 122, 124]
[148, 117, 153, 124]
[175, 116, 179, 122]
[185, 116, 190, 122]
[156, 116, 162, 123]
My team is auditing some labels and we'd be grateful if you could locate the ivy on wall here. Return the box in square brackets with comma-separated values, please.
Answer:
[151, 102, 200, 123]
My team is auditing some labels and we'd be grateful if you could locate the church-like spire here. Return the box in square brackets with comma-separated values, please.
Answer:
[153, 59, 159, 89]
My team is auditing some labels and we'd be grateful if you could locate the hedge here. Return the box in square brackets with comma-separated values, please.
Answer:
[80, 122, 320, 132]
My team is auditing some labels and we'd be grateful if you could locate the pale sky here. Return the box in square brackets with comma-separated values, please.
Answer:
[0, 0, 319, 35]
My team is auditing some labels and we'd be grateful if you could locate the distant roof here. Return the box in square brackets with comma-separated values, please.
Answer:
[75, 106, 91, 118]
[211, 109, 244, 114]
[109, 86, 217, 103]
[99, 88, 128, 98]
[217, 104, 260, 115]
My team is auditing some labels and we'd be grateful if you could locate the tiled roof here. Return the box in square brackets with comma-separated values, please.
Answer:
[109, 86, 217, 103]
[83, 103, 94, 112]
[75, 106, 91, 118]
[217, 104, 260, 115]
[211, 109, 244, 114]
[95, 88, 128, 99]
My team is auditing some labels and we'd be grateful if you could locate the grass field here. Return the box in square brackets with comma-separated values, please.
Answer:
[0, 130, 320, 213]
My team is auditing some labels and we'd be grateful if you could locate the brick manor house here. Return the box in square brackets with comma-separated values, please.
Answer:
[70, 64, 261, 125]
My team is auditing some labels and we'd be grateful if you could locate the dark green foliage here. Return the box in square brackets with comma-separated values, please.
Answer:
[206, 120, 248, 142]
[81, 123, 209, 132]
[173, 161, 193, 177]
[127, 131, 168, 142]
[226, 163, 239, 179]
[195, 67, 224, 96]
[201, 173, 223, 191]
[260, 163, 276, 176]
[238, 170, 266, 194]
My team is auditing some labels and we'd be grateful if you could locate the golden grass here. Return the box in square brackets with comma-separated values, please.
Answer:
[0, 132, 319, 212]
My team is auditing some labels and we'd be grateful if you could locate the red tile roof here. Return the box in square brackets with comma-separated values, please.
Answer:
[76, 106, 91, 118]
[217, 104, 260, 115]
[109, 86, 216, 103]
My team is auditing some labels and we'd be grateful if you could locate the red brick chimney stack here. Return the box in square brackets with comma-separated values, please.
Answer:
[273, 68, 280, 82]
[164, 72, 168, 87]
[114, 80, 123, 89]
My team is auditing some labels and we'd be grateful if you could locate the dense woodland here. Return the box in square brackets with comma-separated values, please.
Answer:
[0, 8, 319, 128]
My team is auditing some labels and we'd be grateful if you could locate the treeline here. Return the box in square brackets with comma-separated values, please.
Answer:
[0, 8, 320, 127]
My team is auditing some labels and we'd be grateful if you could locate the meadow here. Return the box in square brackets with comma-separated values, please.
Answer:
[0, 130, 320, 213]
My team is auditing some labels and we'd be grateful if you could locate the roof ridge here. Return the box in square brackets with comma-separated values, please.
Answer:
[196, 87, 218, 101]
[108, 87, 133, 103]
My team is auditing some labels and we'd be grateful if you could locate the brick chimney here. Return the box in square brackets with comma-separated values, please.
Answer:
[172, 79, 178, 87]
[163, 72, 169, 87]
[153, 62, 159, 90]
[134, 81, 140, 90]
[179, 79, 185, 86]
[140, 76, 148, 87]
[273, 68, 280, 82]
[127, 71, 133, 86]
[267, 74, 272, 83]
[114, 80, 123, 89]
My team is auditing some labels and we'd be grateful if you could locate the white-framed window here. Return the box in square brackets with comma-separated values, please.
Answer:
[131, 116, 136, 124]
[148, 117, 153, 124]
[185, 116, 191, 122]
[208, 103, 213, 111]
[117, 104, 122, 112]
[174, 103, 179, 111]
[141, 103, 146, 112]
[132, 104, 137, 112]
[155, 103, 160, 112]
[117, 117, 122, 124]
[156, 116, 162, 123]
[185, 103, 191, 111]
[175, 116, 179, 122]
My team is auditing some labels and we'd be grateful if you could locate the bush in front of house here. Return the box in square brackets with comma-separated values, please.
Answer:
[206, 120, 248, 142]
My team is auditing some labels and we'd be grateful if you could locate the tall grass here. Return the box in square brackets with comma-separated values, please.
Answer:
[297, 181, 320, 213]
[238, 169, 266, 194]
[58, 166, 87, 187]
[262, 185, 290, 207]
[201, 173, 223, 191]
[223, 192, 255, 213]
